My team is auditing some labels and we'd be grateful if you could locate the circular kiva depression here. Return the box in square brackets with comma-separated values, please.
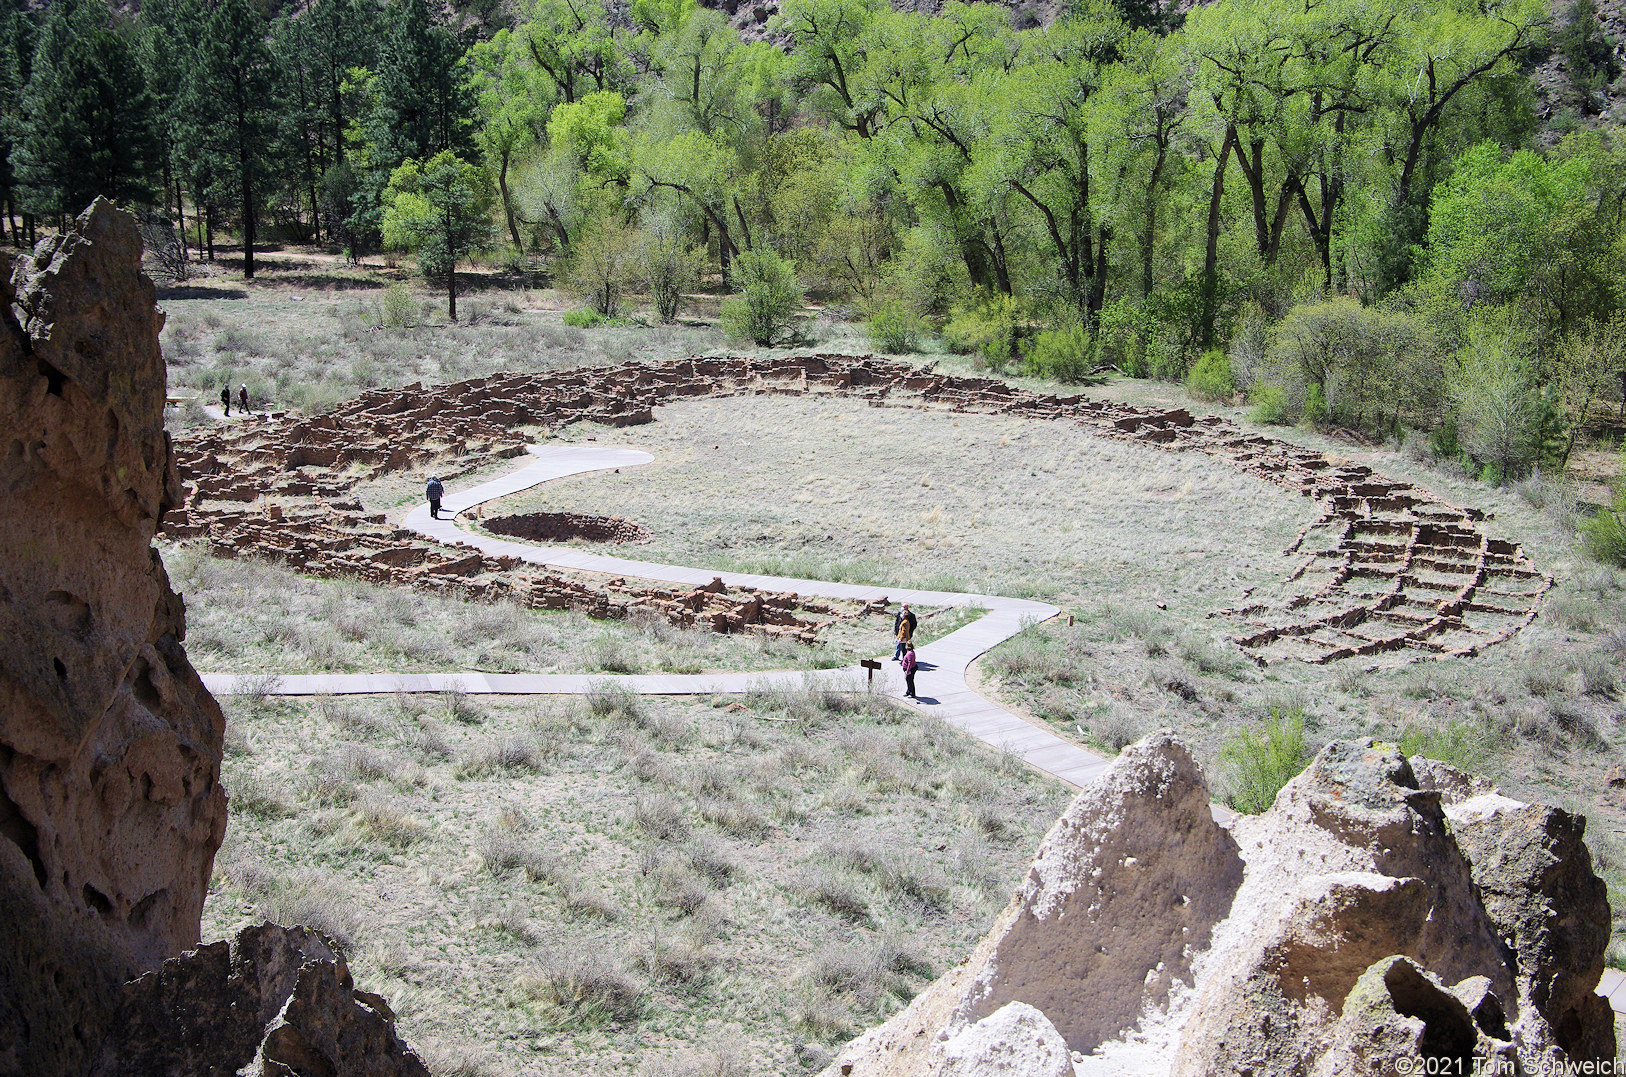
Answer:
[483, 511, 652, 544]
[486, 395, 1313, 615]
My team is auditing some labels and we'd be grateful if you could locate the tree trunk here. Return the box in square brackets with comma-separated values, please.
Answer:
[206, 205, 216, 262]
[1200, 125, 1236, 349]
[1142, 141, 1167, 298]
[175, 179, 189, 263]
[499, 153, 522, 253]
[241, 176, 256, 280]
[1088, 226, 1109, 323]
[990, 228, 1013, 295]
[448, 260, 457, 322]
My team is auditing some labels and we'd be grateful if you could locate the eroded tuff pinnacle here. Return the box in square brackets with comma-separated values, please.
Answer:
[0, 200, 428, 1077]
[825, 733, 1614, 1077]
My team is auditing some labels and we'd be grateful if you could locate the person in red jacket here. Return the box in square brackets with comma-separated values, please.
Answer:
[901, 642, 918, 700]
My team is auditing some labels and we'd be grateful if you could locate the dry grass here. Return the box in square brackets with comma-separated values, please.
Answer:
[162, 544, 889, 677]
[156, 255, 883, 426]
[201, 690, 1066, 1075]
[490, 394, 1309, 606]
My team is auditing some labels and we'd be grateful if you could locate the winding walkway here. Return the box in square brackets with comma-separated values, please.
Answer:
[200, 445, 1113, 790]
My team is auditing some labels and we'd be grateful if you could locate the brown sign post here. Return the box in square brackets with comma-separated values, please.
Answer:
[859, 658, 882, 687]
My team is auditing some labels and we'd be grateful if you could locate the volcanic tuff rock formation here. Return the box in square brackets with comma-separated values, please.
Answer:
[0, 198, 227, 1074]
[92, 923, 430, 1077]
[823, 733, 1614, 1077]
[0, 202, 428, 1077]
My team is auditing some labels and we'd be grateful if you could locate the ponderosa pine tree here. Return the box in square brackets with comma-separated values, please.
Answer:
[381, 150, 493, 321]
[11, 0, 161, 220]
[175, 0, 275, 278]
[0, 2, 35, 243]
[370, 0, 474, 167]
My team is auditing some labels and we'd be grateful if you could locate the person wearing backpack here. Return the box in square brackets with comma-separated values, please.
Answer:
[426, 476, 444, 520]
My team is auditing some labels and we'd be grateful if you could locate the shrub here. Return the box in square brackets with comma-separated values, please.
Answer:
[1397, 720, 1494, 774]
[1302, 382, 1329, 427]
[640, 213, 701, 324]
[1220, 707, 1312, 814]
[865, 299, 929, 354]
[563, 308, 607, 328]
[1023, 322, 1092, 383]
[1247, 385, 1290, 425]
[943, 294, 1028, 372]
[1185, 348, 1235, 402]
[516, 952, 644, 1025]
[567, 222, 635, 317]
[720, 248, 804, 345]
[380, 283, 416, 328]
[1583, 499, 1626, 566]
[1582, 462, 1626, 566]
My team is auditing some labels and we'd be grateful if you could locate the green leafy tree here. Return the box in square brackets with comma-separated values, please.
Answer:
[720, 247, 803, 344]
[639, 209, 702, 323]
[12, 0, 162, 219]
[1449, 325, 1540, 482]
[468, 29, 550, 252]
[566, 218, 635, 316]
[1555, 315, 1626, 468]
[382, 150, 494, 321]
[772, 0, 885, 138]
[520, 0, 629, 104]
[1423, 142, 1593, 324]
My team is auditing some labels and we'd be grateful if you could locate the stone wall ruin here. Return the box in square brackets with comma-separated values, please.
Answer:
[165, 354, 1550, 666]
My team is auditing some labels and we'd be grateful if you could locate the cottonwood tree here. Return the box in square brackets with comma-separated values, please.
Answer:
[381, 150, 494, 321]
[468, 29, 550, 252]
[1556, 315, 1626, 467]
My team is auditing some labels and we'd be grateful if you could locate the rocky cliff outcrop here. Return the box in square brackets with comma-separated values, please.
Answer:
[825, 734, 1614, 1077]
[0, 198, 228, 1074]
[92, 923, 430, 1077]
[0, 201, 428, 1077]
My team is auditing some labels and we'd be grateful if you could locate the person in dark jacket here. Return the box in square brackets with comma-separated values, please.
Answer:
[239, 384, 249, 414]
[426, 476, 444, 520]
[220, 386, 231, 416]
[901, 642, 918, 699]
[892, 603, 917, 661]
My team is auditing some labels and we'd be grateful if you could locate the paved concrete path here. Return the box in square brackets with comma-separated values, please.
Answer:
[201, 445, 1113, 790]
[197, 444, 1626, 1013]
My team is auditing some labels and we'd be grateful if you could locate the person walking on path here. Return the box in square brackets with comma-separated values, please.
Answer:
[893, 603, 917, 661]
[220, 386, 231, 416]
[238, 384, 249, 414]
[902, 642, 918, 699]
[426, 476, 444, 520]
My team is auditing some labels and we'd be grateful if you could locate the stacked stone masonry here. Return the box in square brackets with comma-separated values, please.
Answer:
[162, 354, 1550, 665]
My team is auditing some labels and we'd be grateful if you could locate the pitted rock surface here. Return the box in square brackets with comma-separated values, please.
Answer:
[0, 199, 227, 1076]
[91, 922, 430, 1077]
[823, 738, 1614, 1077]
[163, 355, 1548, 666]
